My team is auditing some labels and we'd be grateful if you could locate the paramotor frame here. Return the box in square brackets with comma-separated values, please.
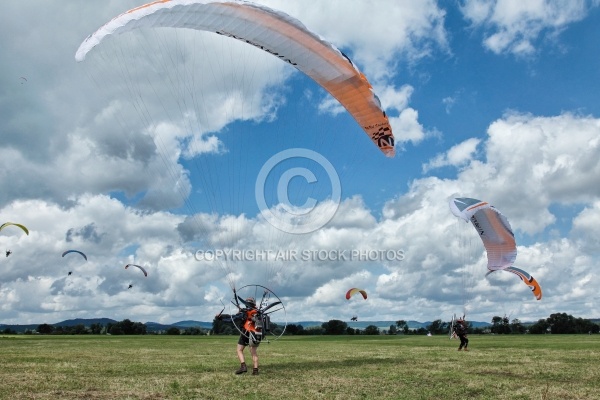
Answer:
[228, 284, 287, 343]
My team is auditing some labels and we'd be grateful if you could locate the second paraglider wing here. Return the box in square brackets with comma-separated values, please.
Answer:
[449, 197, 517, 272]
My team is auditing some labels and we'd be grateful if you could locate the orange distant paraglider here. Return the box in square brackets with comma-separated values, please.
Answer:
[345, 288, 367, 300]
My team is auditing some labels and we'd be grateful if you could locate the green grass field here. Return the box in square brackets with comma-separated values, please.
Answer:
[1, 334, 598, 399]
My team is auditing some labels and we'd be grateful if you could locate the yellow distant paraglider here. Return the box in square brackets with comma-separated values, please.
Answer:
[0, 222, 29, 236]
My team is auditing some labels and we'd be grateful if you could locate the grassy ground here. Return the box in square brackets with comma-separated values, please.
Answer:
[0, 334, 598, 399]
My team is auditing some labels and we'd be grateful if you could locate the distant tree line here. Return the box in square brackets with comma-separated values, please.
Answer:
[214, 320, 383, 336]
[472, 313, 599, 334]
[520, 313, 599, 334]
[106, 319, 147, 335]
[10, 312, 596, 337]
[27, 319, 147, 335]
[18, 319, 209, 335]
[211, 313, 599, 337]
[423, 313, 599, 335]
[163, 326, 210, 335]
[291, 319, 443, 336]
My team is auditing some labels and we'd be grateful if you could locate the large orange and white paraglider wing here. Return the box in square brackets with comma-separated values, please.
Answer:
[449, 197, 517, 271]
[75, 0, 394, 157]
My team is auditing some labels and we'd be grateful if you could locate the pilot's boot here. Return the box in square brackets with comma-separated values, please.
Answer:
[235, 362, 247, 374]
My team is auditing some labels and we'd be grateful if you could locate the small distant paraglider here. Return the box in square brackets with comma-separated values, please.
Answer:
[345, 288, 368, 300]
[20, 77, 27, 84]
[124, 265, 146, 291]
[1, 223, 28, 259]
[125, 265, 147, 290]
[62, 250, 87, 277]
[62, 250, 87, 261]
[0, 222, 29, 236]
[124, 264, 148, 277]
[346, 289, 367, 321]
[346, 289, 368, 322]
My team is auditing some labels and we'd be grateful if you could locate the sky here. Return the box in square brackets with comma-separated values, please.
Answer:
[2, 0, 600, 326]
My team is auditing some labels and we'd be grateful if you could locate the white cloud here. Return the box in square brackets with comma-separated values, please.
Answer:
[442, 96, 457, 114]
[460, 0, 595, 56]
[479, 112, 600, 233]
[423, 138, 481, 172]
[389, 108, 428, 145]
[571, 201, 600, 252]
[379, 85, 424, 144]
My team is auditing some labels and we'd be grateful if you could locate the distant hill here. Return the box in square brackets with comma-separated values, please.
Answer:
[171, 320, 213, 329]
[54, 318, 117, 327]
[0, 318, 213, 334]
[0, 318, 119, 333]
[144, 322, 175, 332]
[144, 320, 213, 332]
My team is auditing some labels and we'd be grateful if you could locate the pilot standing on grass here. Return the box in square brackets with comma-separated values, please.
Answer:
[216, 297, 262, 375]
[455, 319, 469, 351]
